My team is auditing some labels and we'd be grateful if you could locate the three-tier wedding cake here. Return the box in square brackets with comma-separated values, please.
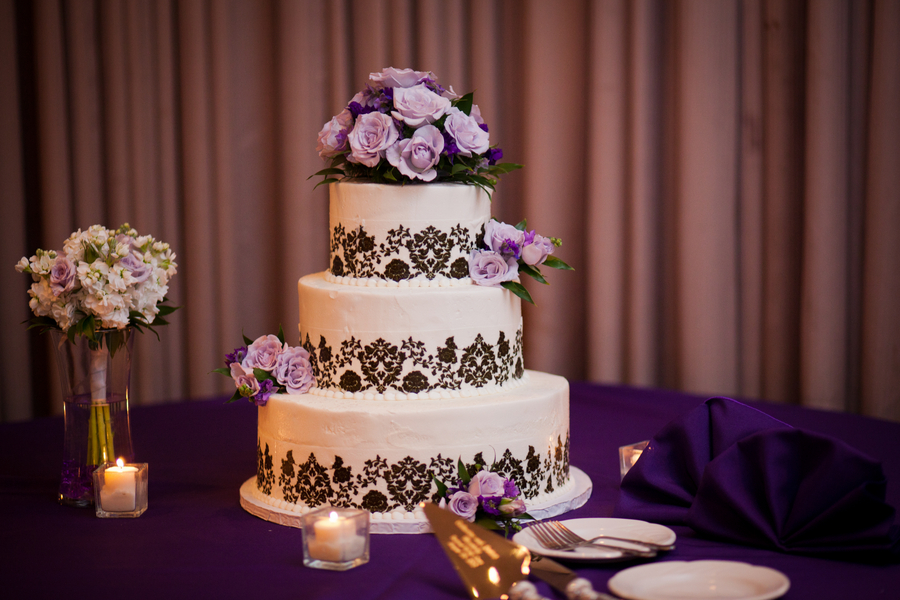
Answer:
[238, 68, 588, 532]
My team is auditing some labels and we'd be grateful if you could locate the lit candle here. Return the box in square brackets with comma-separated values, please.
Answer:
[308, 510, 366, 563]
[100, 458, 138, 512]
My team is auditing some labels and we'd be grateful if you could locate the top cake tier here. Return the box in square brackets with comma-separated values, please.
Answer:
[327, 182, 490, 286]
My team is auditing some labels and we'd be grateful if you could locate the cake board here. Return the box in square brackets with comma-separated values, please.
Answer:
[239, 466, 592, 534]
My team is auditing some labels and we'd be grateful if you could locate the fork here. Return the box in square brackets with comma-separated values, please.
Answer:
[528, 521, 657, 558]
[551, 520, 675, 552]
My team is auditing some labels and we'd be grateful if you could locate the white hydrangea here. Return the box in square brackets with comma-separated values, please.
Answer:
[16, 223, 178, 333]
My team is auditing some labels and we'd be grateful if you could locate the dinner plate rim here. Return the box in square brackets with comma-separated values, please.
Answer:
[607, 559, 791, 600]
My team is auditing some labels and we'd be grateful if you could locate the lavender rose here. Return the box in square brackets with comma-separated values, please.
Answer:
[274, 346, 316, 394]
[369, 67, 433, 89]
[484, 220, 526, 258]
[242, 334, 285, 372]
[391, 84, 451, 128]
[119, 251, 152, 283]
[230, 362, 260, 398]
[347, 112, 400, 167]
[469, 250, 519, 287]
[316, 108, 353, 159]
[469, 470, 507, 498]
[49, 255, 76, 296]
[386, 125, 444, 182]
[444, 108, 490, 157]
[448, 491, 479, 522]
[521, 233, 555, 266]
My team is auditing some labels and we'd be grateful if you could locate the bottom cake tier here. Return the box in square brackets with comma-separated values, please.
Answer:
[253, 370, 572, 525]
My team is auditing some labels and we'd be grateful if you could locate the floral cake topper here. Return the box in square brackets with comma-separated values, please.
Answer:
[215, 327, 316, 406]
[312, 67, 521, 192]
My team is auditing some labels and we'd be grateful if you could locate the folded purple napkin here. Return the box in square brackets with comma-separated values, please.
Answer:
[614, 397, 900, 556]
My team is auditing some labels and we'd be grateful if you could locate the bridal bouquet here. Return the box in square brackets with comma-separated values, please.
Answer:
[16, 223, 177, 475]
[312, 67, 521, 193]
[16, 223, 178, 345]
[434, 459, 532, 535]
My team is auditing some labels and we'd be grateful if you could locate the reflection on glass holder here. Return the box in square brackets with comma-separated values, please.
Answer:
[92, 461, 148, 518]
[619, 440, 650, 480]
[302, 506, 370, 571]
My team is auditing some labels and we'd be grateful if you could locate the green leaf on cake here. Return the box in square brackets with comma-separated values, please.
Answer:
[519, 263, 548, 284]
[542, 256, 574, 271]
[277, 324, 286, 345]
[514, 219, 527, 231]
[458, 458, 471, 484]
[454, 92, 474, 115]
[243, 331, 254, 345]
[501, 281, 535, 305]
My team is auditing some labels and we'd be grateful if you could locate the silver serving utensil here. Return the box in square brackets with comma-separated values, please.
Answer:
[529, 521, 657, 558]
[550, 521, 675, 552]
[422, 501, 610, 600]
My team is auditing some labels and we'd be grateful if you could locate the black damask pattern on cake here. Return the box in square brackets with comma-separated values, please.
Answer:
[261, 436, 570, 510]
[329, 223, 478, 281]
[299, 326, 524, 394]
[256, 440, 275, 496]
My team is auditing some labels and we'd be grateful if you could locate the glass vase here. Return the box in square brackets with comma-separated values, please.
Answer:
[51, 329, 135, 507]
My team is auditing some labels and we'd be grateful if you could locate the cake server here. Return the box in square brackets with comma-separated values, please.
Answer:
[423, 502, 613, 600]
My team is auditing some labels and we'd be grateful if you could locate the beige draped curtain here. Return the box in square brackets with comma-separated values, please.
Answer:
[1, 0, 898, 423]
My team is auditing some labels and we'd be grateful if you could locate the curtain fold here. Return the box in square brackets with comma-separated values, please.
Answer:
[2, 0, 898, 422]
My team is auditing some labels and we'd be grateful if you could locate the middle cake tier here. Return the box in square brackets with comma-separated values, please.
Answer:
[298, 272, 524, 398]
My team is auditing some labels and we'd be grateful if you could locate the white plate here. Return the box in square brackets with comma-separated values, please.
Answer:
[512, 517, 676, 561]
[608, 560, 790, 600]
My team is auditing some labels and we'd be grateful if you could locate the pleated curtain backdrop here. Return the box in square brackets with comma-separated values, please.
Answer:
[1, 0, 898, 423]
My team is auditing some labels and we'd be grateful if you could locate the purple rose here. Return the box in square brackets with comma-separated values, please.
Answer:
[369, 67, 434, 89]
[49, 255, 76, 296]
[444, 108, 490, 157]
[386, 125, 444, 181]
[498, 498, 526, 516]
[469, 470, 506, 498]
[274, 346, 316, 394]
[230, 362, 260, 398]
[316, 109, 353, 159]
[391, 84, 451, 128]
[469, 250, 519, 287]
[347, 112, 400, 167]
[521, 234, 555, 266]
[119, 251, 152, 283]
[484, 220, 525, 257]
[448, 491, 479, 522]
[242, 334, 285, 372]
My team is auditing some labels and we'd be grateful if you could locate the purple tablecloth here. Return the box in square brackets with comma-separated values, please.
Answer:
[2, 383, 899, 599]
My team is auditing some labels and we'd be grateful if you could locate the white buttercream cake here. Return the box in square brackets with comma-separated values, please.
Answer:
[253, 182, 572, 522]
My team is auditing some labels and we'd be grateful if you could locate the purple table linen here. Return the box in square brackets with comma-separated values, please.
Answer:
[3, 383, 900, 599]
[615, 397, 900, 557]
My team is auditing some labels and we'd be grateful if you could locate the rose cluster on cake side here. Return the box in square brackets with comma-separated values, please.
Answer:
[214, 327, 316, 406]
[312, 67, 521, 191]
[433, 459, 532, 534]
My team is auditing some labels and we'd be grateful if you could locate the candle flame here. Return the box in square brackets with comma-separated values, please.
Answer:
[116, 458, 125, 468]
[329, 511, 339, 521]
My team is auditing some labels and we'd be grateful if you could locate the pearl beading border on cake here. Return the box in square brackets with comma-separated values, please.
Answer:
[307, 371, 529, 401]
[325, 271, 474, 288]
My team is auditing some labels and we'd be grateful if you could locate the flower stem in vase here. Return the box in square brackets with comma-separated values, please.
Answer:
[89, 347, 114, 465]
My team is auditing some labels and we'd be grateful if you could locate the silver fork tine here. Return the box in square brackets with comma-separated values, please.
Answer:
[528, 522, 656, 557]
[551, 521, 674, 552]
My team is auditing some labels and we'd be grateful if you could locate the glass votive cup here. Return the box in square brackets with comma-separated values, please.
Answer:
[619, 440, 650, 480]
[302, 506, 370, 571]
[92, 461, 148, 518]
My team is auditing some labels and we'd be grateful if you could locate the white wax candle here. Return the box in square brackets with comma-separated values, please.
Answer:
[101, 459, 138, 512]
[308, 511, 366, 562]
